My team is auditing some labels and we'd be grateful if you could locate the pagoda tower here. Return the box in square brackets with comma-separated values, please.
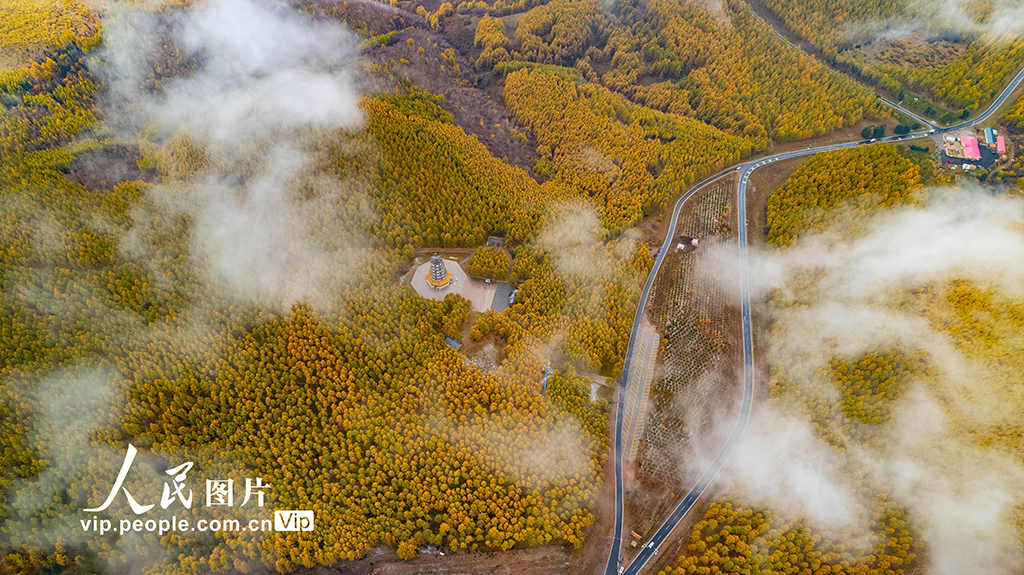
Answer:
[426, 254, 452, 289]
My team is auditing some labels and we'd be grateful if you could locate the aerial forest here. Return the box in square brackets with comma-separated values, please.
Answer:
[2, 0, 1021, 572]
[0, 3, 623, 574]
[659, 143, 1024, 575]
[758, 0, 1024, 117]
[765, 144, 922, 246]
[464, 246, 512, 280]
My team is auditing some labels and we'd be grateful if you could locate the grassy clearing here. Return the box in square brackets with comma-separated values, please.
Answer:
[0, 0, 93, 71]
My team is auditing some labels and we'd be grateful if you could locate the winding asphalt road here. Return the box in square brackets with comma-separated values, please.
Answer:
[603, 62, 1024, 575]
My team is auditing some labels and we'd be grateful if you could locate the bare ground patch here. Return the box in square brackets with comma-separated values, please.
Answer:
[65, 144, 154, 190]
[859, 38, 963, 70]
[0, 43, 46, 72]
[363, 26, 542, 176]
[280, 545, 571, 575]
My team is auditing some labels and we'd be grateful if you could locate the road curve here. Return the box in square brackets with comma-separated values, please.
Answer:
[603, 63, 1024, 575]
[947, 64, 1024, 132]
[602, 165, 743, 575]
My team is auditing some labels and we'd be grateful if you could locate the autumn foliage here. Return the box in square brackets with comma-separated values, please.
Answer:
[840, 37, 1024, 115]
[766, 144, 922, 246]
[465, 246, 512, 280]
[992, 93, 1024, 188]
[504, 69, 752, 231]
[0, 0, 96, 58]
[0, 9, 631, 573]
[589, 0, 880, 146]
[357, 88, 548, 247]
[759, 0, 1024, 115]
[660, 499, 919, 575]
[512, 0, 602, 66]
[473, 14, 511, 69]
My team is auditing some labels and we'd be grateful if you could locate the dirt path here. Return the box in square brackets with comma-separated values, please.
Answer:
[286, 546, 570, 575]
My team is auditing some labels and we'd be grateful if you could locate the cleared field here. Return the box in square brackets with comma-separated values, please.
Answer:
[639, 181, 738, 485]
[621, 180, 741, 543]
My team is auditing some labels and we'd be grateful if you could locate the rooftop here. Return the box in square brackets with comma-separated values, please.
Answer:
[963, 136, 981, 160]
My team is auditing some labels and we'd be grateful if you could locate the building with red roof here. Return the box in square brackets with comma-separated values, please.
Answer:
[963, 136, 981, 160]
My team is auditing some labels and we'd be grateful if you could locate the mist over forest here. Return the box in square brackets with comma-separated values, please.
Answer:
[1, 0, 1023, 574]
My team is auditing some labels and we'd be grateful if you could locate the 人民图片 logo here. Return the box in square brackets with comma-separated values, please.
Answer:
[85, 444, 272, 514]
[79, 444, 313, 535]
